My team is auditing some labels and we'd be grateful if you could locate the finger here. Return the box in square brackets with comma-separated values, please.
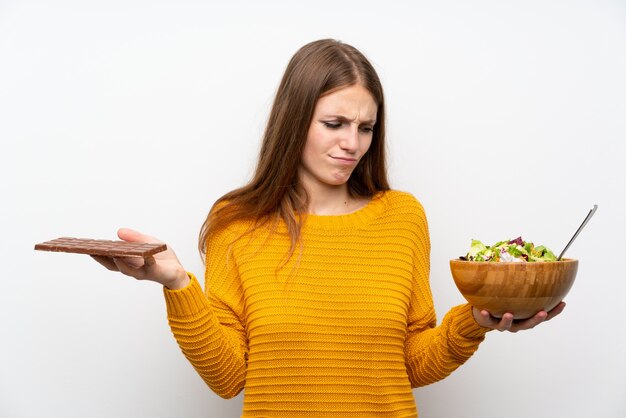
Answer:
[143, 255, 158, 273]
[478, 310, 498, 328]
[496, 313, 515, 332]
[476, 309, 510, 331]
[112, 257, 147, 280]
[91, 255, 119, 271]
[144, 255, 156, 267]
[117, 227, 163, 244]
[509, 310, 548, 333]
[115, 255, 145, 269]
[545, 301, 566, 321]
[509, 302, 566, 332]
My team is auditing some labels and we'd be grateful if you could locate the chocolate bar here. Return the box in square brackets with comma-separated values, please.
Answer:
[35, 237, 167, 257]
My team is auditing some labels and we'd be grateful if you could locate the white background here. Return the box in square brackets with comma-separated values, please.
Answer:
[2, 1, 625, 417]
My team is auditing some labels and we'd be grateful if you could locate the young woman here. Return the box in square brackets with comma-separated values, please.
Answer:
[93, 39, 564, 417]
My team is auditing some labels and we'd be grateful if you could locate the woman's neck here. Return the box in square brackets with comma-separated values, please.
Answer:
[303, 183, 369, 216]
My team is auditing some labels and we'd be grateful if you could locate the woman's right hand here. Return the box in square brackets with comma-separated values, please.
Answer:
[91, 228, 190, 290]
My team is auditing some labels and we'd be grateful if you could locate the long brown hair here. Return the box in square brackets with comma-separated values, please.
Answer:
[198, 39, 390, 259]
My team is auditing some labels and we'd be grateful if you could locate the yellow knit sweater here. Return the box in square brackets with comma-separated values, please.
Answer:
[164, 190, 489, 417]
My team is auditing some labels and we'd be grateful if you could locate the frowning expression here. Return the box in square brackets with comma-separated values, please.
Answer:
[299, 84, 377, 190]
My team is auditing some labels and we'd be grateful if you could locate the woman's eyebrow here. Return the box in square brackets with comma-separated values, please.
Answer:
[320, 114, 377, 124]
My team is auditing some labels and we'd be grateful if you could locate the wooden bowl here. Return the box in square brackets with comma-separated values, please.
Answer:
[450, 259, 578, 319]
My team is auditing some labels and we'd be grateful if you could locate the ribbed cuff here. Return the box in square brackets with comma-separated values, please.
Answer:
[452, 303, 492, 339]
[163, 272, 209, 317]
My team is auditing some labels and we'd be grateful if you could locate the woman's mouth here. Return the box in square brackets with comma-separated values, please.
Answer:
[330, 156, 358, 165]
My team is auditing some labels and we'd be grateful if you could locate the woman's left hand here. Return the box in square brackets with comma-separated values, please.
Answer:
[472, 301, 566, 333]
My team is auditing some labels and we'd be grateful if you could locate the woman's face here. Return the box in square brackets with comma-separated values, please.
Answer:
[299, 84, 377, 192]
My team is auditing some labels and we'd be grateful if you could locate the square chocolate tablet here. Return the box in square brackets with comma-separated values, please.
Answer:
[35, 237, 167, 257]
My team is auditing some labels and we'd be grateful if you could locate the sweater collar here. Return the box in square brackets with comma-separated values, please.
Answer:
[302, 191, 388, 231]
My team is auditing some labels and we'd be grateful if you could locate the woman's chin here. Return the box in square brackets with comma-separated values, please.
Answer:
[327, 177, 350, 187]
[329, 171, 355, 185]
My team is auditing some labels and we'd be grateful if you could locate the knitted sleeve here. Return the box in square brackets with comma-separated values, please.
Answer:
[163, 225, 248, 399]
[403, 199, 490, 388]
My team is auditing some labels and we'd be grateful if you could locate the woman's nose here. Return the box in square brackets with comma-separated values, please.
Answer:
[339, 126, 360, 153]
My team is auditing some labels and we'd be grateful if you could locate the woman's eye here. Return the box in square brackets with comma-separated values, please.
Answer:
[359, 126, 374, 133]
[322, 121, 342, 129]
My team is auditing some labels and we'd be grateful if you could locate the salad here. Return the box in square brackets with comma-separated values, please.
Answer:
[461, 236, 557, 262]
